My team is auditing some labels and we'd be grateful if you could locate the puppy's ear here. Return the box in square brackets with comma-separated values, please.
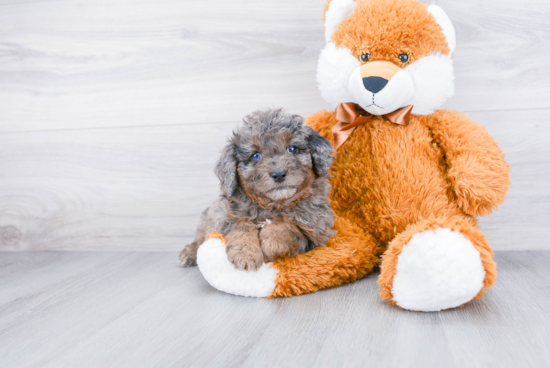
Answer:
[214, 141, 239, 198]
[307, 127, 334, 177]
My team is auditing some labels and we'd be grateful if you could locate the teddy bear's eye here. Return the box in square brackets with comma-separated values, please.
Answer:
[252, 152, 262, 161]
[398, 53, 409, 64]
[360, 53, 371, 63]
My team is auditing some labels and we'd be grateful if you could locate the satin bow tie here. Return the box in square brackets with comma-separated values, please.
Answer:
[331, 103, 414, 150]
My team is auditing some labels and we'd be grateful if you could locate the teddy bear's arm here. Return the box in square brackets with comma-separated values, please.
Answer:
[428, 110, 510, 216]
[305, 110, 338, 146]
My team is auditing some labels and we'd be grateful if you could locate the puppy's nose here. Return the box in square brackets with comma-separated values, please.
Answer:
[270, 168, 287, 183]
[362, 76, 388, 93]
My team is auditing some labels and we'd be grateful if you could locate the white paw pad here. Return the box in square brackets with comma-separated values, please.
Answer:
[392, 228, 485, 312]
[196, 238, 277, 297]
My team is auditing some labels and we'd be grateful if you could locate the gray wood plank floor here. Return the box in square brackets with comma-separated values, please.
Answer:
[1, 251, 549, 368]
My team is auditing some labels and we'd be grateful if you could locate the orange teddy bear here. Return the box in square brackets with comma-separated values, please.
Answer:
[196, 0, 510, 312]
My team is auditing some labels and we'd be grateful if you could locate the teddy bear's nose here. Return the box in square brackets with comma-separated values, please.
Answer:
[362, 76, 388, 93]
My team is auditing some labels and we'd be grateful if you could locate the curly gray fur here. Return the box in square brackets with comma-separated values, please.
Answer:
[178, 108, 335, 270]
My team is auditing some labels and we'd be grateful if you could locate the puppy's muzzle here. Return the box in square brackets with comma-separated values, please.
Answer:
[270, 168, 287, 183]
[361, 61, 401, 94]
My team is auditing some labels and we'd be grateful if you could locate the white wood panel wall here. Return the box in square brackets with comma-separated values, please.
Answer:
[0, 0, 548, 251]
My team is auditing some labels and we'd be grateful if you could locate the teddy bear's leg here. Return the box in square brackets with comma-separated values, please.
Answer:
[197, 216, 381, 298]
[378, 217, 496, 312]
[269, 216, 381, 297]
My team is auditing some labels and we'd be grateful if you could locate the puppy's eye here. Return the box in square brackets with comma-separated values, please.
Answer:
[251, 152, 261, 161]
[398, 53, 409, 64]
[287, 146, 299, 154]
[360, 53, 371, 63]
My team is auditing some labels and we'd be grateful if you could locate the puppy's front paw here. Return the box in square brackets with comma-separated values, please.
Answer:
[178, 243, 198, 267]
[226, 244, 264, 271]
[260, 222, 308, 262]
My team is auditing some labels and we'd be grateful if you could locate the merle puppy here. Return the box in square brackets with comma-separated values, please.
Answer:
[178, 108, 335, 271]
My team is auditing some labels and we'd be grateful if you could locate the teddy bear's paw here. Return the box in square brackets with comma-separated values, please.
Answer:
[391, 228, 486, 312]
[196, 237, 277, 297]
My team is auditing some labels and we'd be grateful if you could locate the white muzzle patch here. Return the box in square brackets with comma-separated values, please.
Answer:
[348, 67, 415, 115]
[317, 42, 454, 116]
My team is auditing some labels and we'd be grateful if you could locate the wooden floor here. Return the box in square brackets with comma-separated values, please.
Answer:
[1, 251, 549, 368]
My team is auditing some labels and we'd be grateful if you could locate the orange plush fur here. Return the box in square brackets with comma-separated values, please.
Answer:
[330, 0, 450, 62]
[269, 0, 510, 304]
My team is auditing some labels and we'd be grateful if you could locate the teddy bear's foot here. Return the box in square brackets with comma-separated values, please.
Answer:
[378, 218, 496, 312]
[392, 228, 485, 311]
[196, 235, 277, 297]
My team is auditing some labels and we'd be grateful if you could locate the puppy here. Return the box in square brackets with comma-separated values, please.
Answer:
[178, 108, 335, 271]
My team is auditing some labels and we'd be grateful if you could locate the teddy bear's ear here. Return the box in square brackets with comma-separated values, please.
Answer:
[427, 5, 456, 55]
[324, 0, 356, 43]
